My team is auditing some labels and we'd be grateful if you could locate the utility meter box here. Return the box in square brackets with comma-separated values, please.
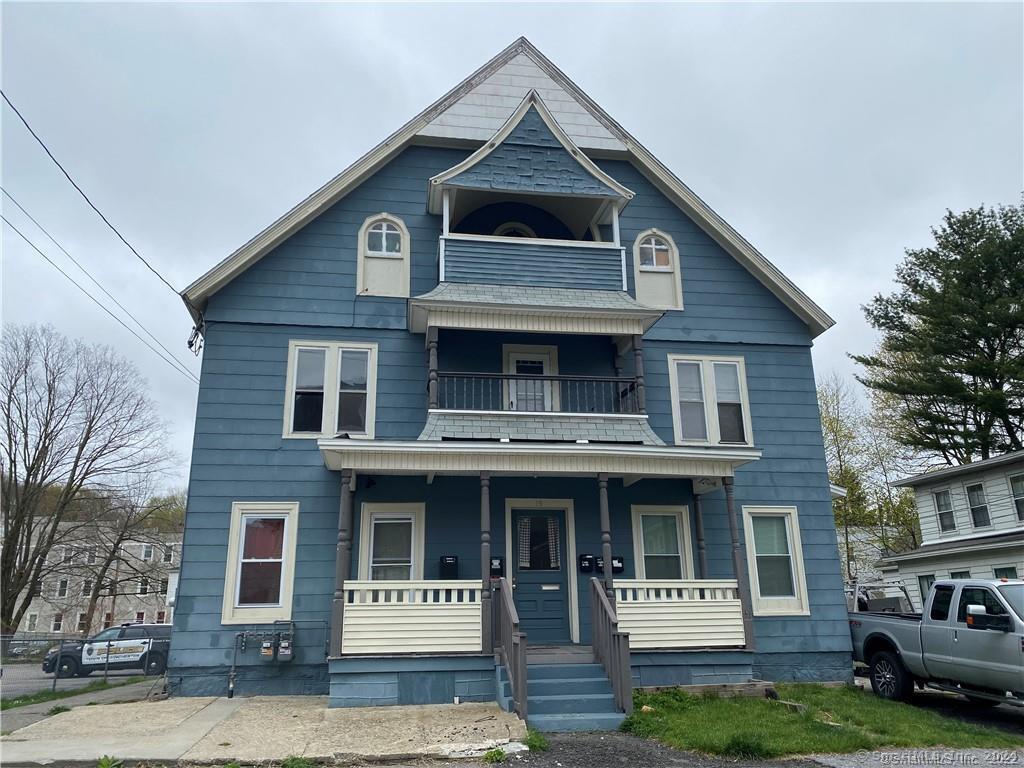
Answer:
[276, 635, 294, 663]
[259, 639, 276, 662]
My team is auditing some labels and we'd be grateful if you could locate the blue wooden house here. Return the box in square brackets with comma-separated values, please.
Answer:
[171, 38, 852, 731]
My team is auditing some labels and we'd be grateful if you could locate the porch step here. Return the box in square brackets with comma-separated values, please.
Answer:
[528, 712, 627, 732]
[529, 692, 618, 715]
[522, 662, 607, 680]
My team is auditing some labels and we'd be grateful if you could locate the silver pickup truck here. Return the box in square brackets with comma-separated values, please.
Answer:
[849, 578, 1024, 707]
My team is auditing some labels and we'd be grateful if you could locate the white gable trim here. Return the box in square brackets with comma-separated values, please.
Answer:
[181, 37, 834, 338]
[425, 90, 634, 214]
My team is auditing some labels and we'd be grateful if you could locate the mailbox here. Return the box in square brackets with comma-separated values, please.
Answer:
[611, 556, 625, 575]
[578, 554, 596, 572]
[439, 555, 459, 579]
[489, 556, 505, 578]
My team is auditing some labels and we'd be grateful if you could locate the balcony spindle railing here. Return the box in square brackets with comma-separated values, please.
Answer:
[436, 372, 641, 414]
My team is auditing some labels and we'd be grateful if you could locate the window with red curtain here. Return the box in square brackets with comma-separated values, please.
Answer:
[238, 517, 286, 605]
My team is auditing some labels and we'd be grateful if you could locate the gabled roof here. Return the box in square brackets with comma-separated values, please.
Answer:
[891, 449, 1024, 488]
[182, 37, 835, 337]
[425, 92, 633, 212]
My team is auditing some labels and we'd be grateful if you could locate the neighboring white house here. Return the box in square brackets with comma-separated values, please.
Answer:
[881, 450, 1024, 610]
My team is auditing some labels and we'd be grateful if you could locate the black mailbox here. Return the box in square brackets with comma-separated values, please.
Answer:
[489, 556, 505, 578]
[439, 555, 459, 579]
[578, 554, 596, 572]
[612, 556, 625, 574]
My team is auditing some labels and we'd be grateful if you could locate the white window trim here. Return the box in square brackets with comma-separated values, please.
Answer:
[742, 505, 810, 616]
[221, 501, 300, 625]
[356, 213, 410, 297]
[283, 340, 378, 439]
[1008, 473, 1024, 521]
[163, 546, 174, 564]
[142, 544, 154, 561]
[932, 487, 957, 533]
[632, 228, 683, 310]
[493, 221, 537, 238]
[135, 611, 147, 624]
[357, 503, 426, 580]
[52, 614, 63, 632]
[667, 354, 753, 447]
[961, 481, 992, 529]
[26, 613, 38, 632]
[630, 505, 694, 580]
[502, 344, 560, 411]
[56, 579, 69, 598]
[138, 578, 149, 595]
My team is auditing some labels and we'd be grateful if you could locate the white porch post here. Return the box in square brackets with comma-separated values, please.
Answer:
[723, 476, 755, 650]
[330, 469, 355, 657]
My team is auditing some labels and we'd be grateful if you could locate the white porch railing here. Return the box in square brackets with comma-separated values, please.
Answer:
[613, 579, 745, 650]
[341, 580, 483, 655]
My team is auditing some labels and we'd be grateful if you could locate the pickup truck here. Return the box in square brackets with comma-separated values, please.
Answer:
[849, 578, 1024, 707]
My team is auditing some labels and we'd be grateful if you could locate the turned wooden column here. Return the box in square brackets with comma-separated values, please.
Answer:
[632, 335, 646, 413]
[427, 326, 439, 409]
[598, 473, 614, 600]
[693, 492, 708, 579]
[480, 473, 493, 653]
[330, 469, 355, 657]
[724, 476, 755, 650]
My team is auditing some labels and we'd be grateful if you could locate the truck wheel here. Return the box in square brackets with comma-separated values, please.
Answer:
[55, 656, 79, 679]
[144, 652, 166, 676]
[869, 651, 913, 701]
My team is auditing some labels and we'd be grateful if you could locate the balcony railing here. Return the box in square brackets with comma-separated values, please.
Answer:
[436, 372, 642, 414]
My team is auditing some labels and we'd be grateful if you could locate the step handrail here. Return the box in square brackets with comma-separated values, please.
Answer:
[590, 577, 633, 714]
[495, 577, 528, 720]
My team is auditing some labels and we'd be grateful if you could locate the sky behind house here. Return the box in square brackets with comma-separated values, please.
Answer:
[2, 2, 1022, 486]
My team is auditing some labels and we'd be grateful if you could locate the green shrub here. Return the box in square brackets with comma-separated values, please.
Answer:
[482, 747, 506, 763]
[95, 757, 123, 768]
[523, 729, 549, 751]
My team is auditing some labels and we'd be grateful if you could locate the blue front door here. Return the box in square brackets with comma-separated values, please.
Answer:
[512, 509, 571, 644]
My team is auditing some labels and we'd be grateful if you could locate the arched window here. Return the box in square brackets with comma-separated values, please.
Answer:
[366, 220, 403, 257]
[494, 221, 537, 238]
[633, 229, 682, 310]
[357, 214, 410, 297]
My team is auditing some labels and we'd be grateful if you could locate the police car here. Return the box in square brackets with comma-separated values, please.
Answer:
[42, 623, 171, 678]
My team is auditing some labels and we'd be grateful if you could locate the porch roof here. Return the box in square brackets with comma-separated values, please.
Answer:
[318, 437, 760, 478]
[418, 411, 665, 445]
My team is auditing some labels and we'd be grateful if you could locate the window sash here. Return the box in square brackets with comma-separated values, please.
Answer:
[676, 361, 708, 441]
[933, 490, 956, 531]
[57, 579, 69, 598]
[638, 236, 672, 271]
[52, 614, 63, 632]
[1010, 475, 1024, 521]
[286, 342, 375, 438]
[366, 221, 403, 258]
[671, 356, 750, 446]
[236, 514, 288, 606]
[369, 515, 414, 581]
[965, 483, 990, 527]
[751, 515, 796, 598]
[337, 349, 369, 433]
[27, 614, 38, 631]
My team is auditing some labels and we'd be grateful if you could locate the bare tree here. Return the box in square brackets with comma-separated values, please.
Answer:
[1, 324, 170, 643]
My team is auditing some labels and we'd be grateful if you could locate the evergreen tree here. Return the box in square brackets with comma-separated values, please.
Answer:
[853, 200, 1024, 464]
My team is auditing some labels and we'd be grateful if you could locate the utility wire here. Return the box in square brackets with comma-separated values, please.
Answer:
[1, 187, 199, 383]
[2, 214, 200, 385]
[1, 90, 193, 306]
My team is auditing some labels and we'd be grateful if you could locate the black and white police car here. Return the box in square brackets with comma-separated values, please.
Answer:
[42, 623, 171, 678]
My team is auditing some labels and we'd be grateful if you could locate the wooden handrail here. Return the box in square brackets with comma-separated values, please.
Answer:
[495, 578, 528, 720]
[590, 577, 633, 714]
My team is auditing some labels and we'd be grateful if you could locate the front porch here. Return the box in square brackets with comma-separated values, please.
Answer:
[318, 457, 761, 721]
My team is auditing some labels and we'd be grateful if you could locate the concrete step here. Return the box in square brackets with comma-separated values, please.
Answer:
[528, 711, 627, 732]
[528, 692, 618, 715]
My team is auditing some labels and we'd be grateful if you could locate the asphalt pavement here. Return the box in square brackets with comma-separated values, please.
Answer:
[1, 662, 140, 698]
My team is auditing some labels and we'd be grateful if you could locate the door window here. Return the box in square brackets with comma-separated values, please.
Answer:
[369, 514, 414, 580]
[516, 515, 561, 570]
[956, 587, 1006, 623]
[509, 357, 550, 412]
[929, 585, 955, 621]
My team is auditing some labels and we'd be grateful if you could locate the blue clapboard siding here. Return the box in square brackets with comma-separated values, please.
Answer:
[446, 106, 620, 198]
[443, 238, 624, 290]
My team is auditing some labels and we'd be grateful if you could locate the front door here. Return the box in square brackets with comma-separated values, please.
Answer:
[512, 509, 571, 644]
[507, 352, 554, 412]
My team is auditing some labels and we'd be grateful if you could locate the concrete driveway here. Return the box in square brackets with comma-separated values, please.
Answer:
[1, 662, 139, 698]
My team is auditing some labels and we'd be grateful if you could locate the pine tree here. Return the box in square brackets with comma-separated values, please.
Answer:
[853, 200, 1024, 464]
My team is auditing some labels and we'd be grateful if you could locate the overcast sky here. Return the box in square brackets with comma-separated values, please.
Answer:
[2, 2, 1021, 487]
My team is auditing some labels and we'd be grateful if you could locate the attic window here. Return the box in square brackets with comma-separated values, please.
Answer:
[638, 235, 672, 271]
[357, 214, 410, 298]
[633, 229, 683, 310]
[366, 220, 403, 258]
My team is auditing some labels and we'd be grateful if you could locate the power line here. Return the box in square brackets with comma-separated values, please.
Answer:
[1, 90, 198, 315]
[1, 187, 199, 383]
[1, 214, 199, 385]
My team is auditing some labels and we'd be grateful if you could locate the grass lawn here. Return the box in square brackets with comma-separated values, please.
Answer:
[622, 684, 1024, 758]
[0, 676, 146, 711]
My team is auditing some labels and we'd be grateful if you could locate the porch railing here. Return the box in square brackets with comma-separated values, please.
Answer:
[590, 578, 633, 714]
[494, 577, 528, 719]
[340, 580, 482, 655]
[436, 372, 641, 414]
[613, 579, 745, 650]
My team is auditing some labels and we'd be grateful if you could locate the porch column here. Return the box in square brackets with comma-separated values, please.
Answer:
[329, 469, 355, 657]
[427, 326, 439, 409]
[598, 473, 614, 600]
[632, 335, 646, 413]
[480, 473, 493, 653]
[723, 477, 755, 650]
[693, 492, 708, 579]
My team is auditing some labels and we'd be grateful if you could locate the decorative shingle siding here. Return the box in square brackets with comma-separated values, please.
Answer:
[443, 238, 624, 291]
[418, 412, 665, 445]
[446, 107, 620, 198]
[415, 282, 650, 311]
